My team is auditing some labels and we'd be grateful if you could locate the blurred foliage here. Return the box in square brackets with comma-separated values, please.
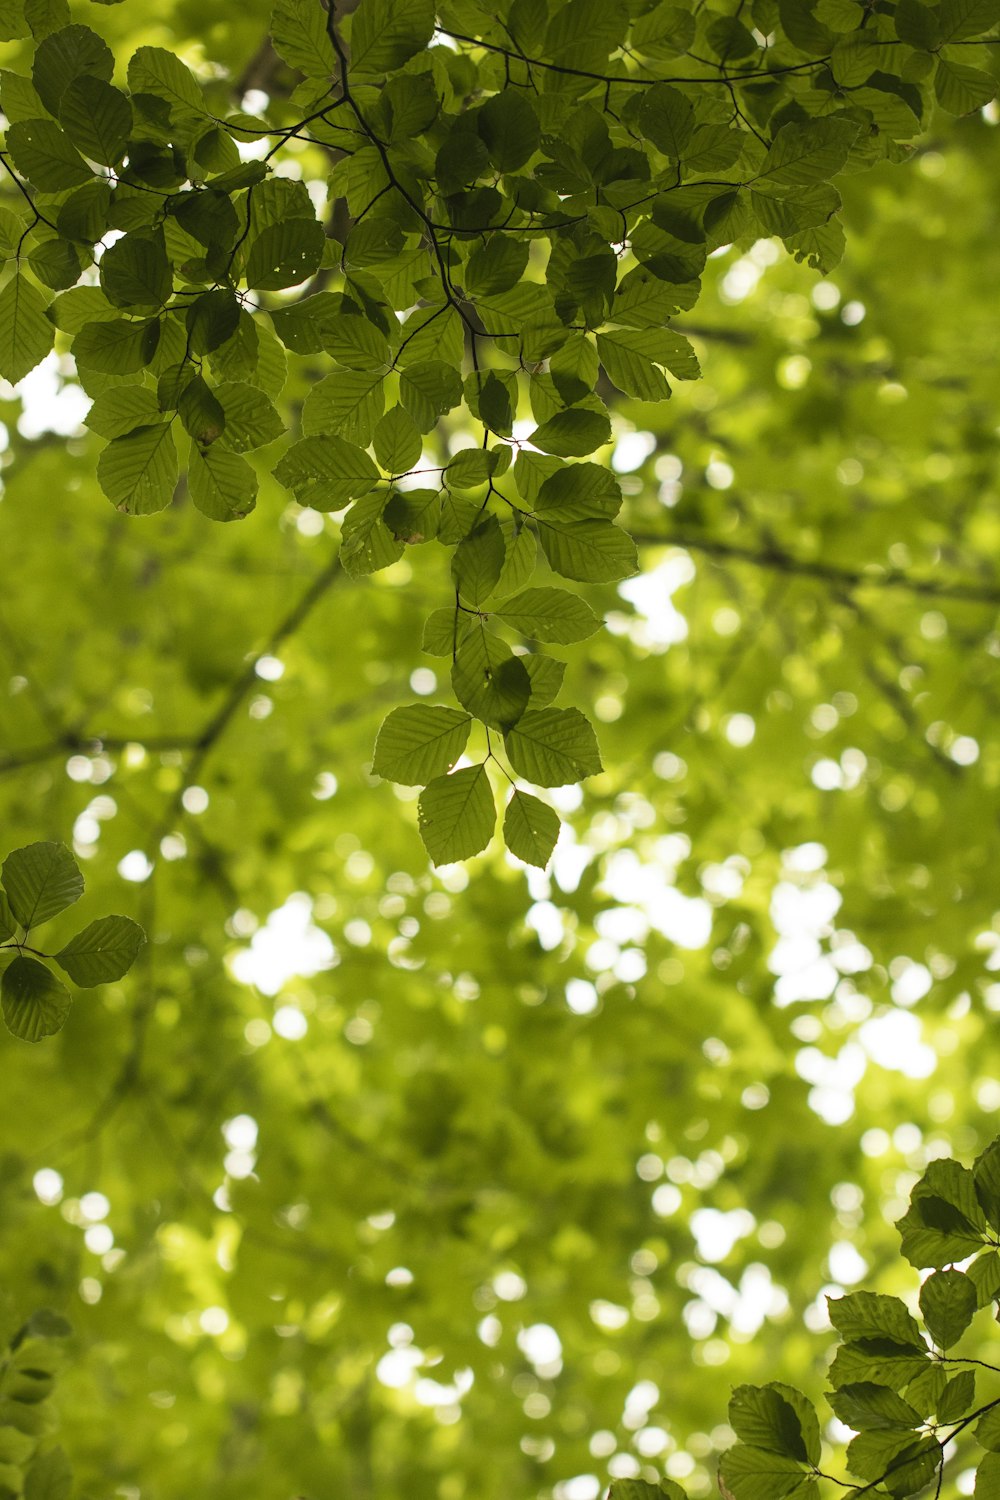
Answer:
[0, 1, 999, 1499]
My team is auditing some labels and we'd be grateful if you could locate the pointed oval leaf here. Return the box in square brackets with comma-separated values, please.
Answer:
[417, 764, 495, 865]
[504, 707, 602, 787]
[529, 407, 611, 458]
[919, 1268, 977, 1350]
[245, 218, 325, 290]
[270, 0, 335, 76]
[215, 382, 283, 452]
[452, 630, 531, 730]
[5, 117, 92, 190]
[188, 441, 257, 520]
[98, 423, 178, 515]
[350, 0, 435, 75]
[452, 515, 506, 605]
[373, 404, 422, 474]
[55, 915, 145, 986]
[503, 790, 560, 869]
[729, 1385, 812, 1462]
[0, 272, 54, 384]
[2, 842, 83, 929]
[2, 956, 72, 1042]
[58, 75, 130, 165]
[273, 434, 379, 511]
[372, 705, 472, 785]
[495, 586, 600, 643]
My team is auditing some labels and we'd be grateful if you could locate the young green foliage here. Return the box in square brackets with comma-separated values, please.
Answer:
[0, 841, 145, 1041]
[0, 1311, 74, 1500]
[2, 0, 992, 864]
[639, 1134, 1000, 1500]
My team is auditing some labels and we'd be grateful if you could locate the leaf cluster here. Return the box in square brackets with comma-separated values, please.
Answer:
[2, 0, 996, 860]
[0, 842, 145, 1041]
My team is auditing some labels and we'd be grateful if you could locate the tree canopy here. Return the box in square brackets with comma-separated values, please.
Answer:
[1, 0, 1000, 1497]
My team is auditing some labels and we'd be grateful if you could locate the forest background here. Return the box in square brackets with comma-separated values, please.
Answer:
[1, 0, 1000, 1497]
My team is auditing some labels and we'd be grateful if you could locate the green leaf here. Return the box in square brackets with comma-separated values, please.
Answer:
[270, 0, 335, 76]
[529, 408, 611, 458]
[466, 238, 531, 298]
[273, 434, 379, 511]
[54, 915, 145, 986]
[830, 1382, 923, 1432]
[452, 630, 532, 731]
[5, 117, 91, 190]
[25, 0, 69, 38]
[828, 1293, 925, 1349]
[97, 423, 178, 515]
[478, 89, 540, 171]
[187, 289, 241, 355]
[101, 233, 172, 308]
[31, 22, 113, 114]
[340, 492, 404, 576]
[535, 461, 622, 521]
[938, 0, 1000, 41]
[934, 57, 996, 115]
[399, 360, 463, 432]
[452, 516, 507, 606]
[537, 515, 638, 584]
[215, 382, 283, 452]
[504, 707, 602, 786]
[422, 607, 470, 657]
[977, 1453, 1000, 1499]
[1, 956, 72, 1042]
[919, 1268, 977, 1349]
[74, 316, 160, 374]
[758, 119, 860, 190]
[24, 1445, 72, 1500]
[2, 842, 83, 929]
[597, 331, 672, 401]
[303, 368, 385, 447]
[177, 374, 226, 445]
[609, 1485, 688, 1500]
[968, 1250, 1000, 1306]
[245, 218, 325, 290]
[897, 1157, 990, 1268]
[384, 486, 441, 543]
[638, 82, 695, 157]
[27, 233, 84, 292]
[895, 0, 941, 46]
[189, 441, 258, 521]
[372, 705, 472, 784]
[974, 1140, 1000, 1229]
[977, 1407, 1000, 1452]
[324, 314, 390, 371]
[503, 790, 560, 869]
[937, 1368, 976, 1424]
[373, 405, 422, 473]
[417, 764, 496, 865]
[717, 1442, 816, 1500]
[729, 1386, 815, 1463]
[85, 386, 161, 438]
[350, 0, 435, 75]
[830, 33, 895, 86]
[127, 46, 206, 127]
[171, 189, 239, 251]
[494, 586, 600, 643]
[0, 272, 54, 384]
[269, 292, 345, 355]
[58, 75, 129, 167]
[0, 888, 17, 940]
[447, 450, 495, 490]
[523, 653, 565, 710]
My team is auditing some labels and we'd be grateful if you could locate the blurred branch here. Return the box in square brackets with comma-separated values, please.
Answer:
[632, 530, 1000, 605]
